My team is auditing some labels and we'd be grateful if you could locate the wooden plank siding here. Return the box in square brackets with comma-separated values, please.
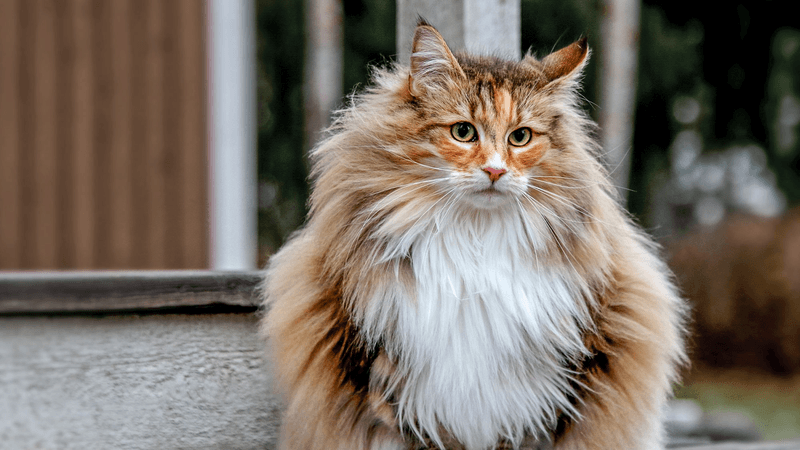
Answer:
[0, 0, 22, 268]
[0, 0, 209, 270]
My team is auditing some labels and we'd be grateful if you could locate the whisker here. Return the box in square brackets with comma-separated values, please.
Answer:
[392, 152, 452, 174]
[407, 185, 461, 236]
[530, 174, 634, 194]
[520, 192, 585, 242]
[369, 178, 445, 210]
[542, 213, 581, 274]
[529, 178, 593, 190]
[526, 185, 586, 215]
[354, 180, 446, 240]
[513, 197, 541, 271]
[605, 145, 633, 177]
[525, 185, 614, 229]
[439, 188, 466, 228]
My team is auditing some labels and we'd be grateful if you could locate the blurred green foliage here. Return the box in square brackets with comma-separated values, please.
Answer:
[629, 5, 707, 222]
[256, 0, 308, 253]
[256, 0, 800, 253]
[520, 0, 600, 109]
[767, 28, 800, 203]
[342, 0, 397, 94]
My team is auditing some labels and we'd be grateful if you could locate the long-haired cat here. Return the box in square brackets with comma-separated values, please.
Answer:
[262, 22, 687, 450]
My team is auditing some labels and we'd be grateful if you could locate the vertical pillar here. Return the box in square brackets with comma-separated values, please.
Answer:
[397, 0, 520, 62]
[208, 0, 257, 270]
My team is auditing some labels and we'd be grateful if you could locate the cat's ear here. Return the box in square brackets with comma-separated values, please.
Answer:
[408, 24, 466, 97]
[540, 37, 589, 83]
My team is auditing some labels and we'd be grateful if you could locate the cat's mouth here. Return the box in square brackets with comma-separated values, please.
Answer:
[466, 186, 513, 208]
[477, 187, 503, 196]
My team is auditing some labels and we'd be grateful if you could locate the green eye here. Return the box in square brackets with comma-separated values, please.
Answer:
[509, 127, 532, 146]
[450, 122, 477, 142]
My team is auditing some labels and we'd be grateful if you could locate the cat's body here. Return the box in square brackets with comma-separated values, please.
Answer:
[262, 23, 686, 450]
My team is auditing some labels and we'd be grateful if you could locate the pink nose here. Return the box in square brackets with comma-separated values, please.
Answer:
[483, 167, 507, 182]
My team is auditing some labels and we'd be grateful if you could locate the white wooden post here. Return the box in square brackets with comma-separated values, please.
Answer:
[304, 0, 344, 151]
[208, 0, 257, 270]
[599, 0, 641, 202]
[397, 0, 520, 62]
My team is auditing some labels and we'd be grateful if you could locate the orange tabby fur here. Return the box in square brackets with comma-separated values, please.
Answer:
[262, 23, 687, 450]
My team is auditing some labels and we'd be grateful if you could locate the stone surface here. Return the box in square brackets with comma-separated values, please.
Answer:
[0, 313, 280, 450]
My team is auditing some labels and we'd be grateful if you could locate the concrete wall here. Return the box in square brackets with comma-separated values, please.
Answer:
[0, 313, 280, 450]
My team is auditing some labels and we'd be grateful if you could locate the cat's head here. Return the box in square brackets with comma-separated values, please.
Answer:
[389, 22, 596, 211]
[311, 22, 607, 246]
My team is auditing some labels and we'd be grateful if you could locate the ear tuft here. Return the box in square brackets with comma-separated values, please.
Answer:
[541, 37, 589, 82]
[408, 24, 465, 97]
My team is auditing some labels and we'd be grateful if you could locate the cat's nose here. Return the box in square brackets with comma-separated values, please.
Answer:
[483, 166, 507, 182]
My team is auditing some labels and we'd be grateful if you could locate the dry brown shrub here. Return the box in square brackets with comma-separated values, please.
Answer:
[668, 207, 800, 374]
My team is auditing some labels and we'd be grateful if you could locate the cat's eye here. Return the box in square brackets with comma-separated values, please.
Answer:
[451, 122, 477, 142]
[508, 127, 532, 146]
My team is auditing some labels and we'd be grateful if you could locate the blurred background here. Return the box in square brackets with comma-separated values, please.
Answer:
[1, 0, 799, 440]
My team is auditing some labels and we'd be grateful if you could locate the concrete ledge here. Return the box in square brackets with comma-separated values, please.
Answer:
[0, 270, 262, 315]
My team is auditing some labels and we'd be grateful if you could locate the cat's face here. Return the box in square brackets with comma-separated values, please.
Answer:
[403, 25, 590, 211]
[421, 78, 556, 210]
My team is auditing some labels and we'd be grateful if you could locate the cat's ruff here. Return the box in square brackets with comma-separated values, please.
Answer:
[362, 206, 591, 449]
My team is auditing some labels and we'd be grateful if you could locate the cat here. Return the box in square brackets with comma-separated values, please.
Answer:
[261, 21, 687, 450]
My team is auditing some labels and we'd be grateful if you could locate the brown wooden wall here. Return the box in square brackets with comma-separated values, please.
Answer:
[0, 0, 208, 270]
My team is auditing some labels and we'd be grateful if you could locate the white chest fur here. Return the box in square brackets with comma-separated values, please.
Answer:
[364, 210, 591, 449]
